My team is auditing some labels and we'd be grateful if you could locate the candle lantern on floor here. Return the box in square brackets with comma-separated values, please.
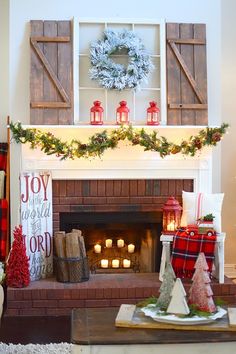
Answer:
[116, 101, 130, 124]
[146, 101, 160, 125]
[162, 196, 182, 234]
[90, 100, 104, 125]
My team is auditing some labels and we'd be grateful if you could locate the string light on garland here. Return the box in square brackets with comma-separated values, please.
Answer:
[9, 122, 229, 160]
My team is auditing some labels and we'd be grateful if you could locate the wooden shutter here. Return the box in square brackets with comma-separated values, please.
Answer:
[166, 23, 207, 125]
[30, 20, 73, 125]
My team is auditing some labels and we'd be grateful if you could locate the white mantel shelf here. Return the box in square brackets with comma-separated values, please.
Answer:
[21, 124, 219, 129]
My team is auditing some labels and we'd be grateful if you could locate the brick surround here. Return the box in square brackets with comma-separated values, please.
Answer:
[6, 178, 204, 317]
[52, 179, 194, 232]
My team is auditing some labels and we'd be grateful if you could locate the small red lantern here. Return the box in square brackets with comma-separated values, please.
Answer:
[90, 101, 104, 125]
[162, 196, 182, 234]
[146, 101, 160, 125]
[116, 101, 130, 124]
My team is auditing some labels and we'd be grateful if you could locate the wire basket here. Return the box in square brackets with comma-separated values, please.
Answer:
[54, 256, 90, 283]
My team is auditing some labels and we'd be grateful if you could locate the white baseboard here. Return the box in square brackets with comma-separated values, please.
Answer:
[224, 264, 236, 278]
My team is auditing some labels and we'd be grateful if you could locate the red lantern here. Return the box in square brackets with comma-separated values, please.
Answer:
[147, 101, 160, 125]
[162, 196, 182, 234]
[90, 101, 104, 125]
[116, 101, 130, 124]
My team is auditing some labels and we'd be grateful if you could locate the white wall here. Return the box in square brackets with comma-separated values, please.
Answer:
[8, 0, 222, 128]
[6, 0, 234, 259]
[221, 0, 236, 264]
[0, 0, 9, 142]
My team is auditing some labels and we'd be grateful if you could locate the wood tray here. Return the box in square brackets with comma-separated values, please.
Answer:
[115, 304, 236, 332]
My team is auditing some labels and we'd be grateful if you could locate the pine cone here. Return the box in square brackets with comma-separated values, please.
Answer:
[132, 137, 140, 145]
[171, 146, 181, 154]
[80, 144, 87, 150]
[212, 132, 222, 142]
[194, 138, 202, 149]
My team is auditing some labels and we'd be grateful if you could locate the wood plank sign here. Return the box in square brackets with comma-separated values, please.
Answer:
[20, 171, 53, 281]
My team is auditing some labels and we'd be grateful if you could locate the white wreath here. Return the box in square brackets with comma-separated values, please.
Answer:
[89, 29, 153, 90]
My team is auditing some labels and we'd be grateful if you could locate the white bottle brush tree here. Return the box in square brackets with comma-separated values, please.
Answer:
[188, 252, 216, 313]
[157, 262, 176, 310]
[167, 278, 190, 315]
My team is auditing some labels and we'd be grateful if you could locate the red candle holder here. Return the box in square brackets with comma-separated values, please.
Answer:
[116, 101, 130, 124]
[90, 101, 104, 125]
[162, 196, 182, 234]
[146, 101, 160, 125]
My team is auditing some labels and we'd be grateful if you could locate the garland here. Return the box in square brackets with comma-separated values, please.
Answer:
[10, 122, 229, 160]
[89, 29, 153, 90]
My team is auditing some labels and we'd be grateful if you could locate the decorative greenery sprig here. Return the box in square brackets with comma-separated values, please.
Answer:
[10, 122, 229, 160]
[200, 214, 215, 222]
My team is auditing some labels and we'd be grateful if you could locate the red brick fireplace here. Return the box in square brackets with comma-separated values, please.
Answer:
[6, 178, 236, 316]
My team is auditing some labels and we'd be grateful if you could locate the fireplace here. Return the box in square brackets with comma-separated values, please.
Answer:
[60, 211, 163, 273]
[53, 178, 193, 273]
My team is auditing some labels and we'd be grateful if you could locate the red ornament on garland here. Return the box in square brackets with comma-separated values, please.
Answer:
[116, 101, 130, 124]
[6, 225, 30, 288]
[90, 101, 104, 125]
[146, 101, 160, 125]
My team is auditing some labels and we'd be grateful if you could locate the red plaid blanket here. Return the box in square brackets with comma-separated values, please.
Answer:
[0, 143, 8, 171]
[0, 199, 8, 260]
[171, 229, 216, 278]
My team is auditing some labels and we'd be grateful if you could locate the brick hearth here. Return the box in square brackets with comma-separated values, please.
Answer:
[5, 274, 236, 316]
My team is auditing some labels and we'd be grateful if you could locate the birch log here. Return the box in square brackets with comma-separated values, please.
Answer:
[54, 231, 69, 282]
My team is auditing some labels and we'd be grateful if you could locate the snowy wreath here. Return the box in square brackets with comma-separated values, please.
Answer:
[89, 29, 153, 90]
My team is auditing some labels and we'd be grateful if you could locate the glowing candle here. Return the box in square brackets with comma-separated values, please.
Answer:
[101, 259, 108, 268]
[167, 221, 175, 232]
[105, 239, 112, 248]
[94, 244, 101, 253]
[128, 244, 135, 253]
[123, 259, 131, 268]
[117, 239, 124, 248]
[112, 259, 120, 268]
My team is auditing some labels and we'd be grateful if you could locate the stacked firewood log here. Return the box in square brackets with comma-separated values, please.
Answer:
[54, 229, 88, 282]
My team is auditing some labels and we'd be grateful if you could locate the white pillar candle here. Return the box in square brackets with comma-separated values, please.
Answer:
[167, 221, 175, 231]
[117, 239, 124, 248]
[112, 259, 120, 268]
[101, 259, 109, 268]
[123, 259, 131, 268]
[94, 244, 101, 253]
[128, 244, 135, 253]
[105, 239, 113, 248]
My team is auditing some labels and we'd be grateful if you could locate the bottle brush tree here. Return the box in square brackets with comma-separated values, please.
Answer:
[6, 225, 30, 288]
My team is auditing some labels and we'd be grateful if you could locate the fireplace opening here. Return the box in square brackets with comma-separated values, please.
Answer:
[60, 211, 162, 273]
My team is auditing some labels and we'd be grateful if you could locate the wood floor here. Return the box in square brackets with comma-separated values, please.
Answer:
[0, 315, 71, 344]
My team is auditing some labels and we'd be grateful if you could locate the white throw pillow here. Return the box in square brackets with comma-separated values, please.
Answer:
[181, 191, 224, 233]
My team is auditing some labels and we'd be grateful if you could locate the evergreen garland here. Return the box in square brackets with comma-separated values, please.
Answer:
[89, 29, 153, 90]
[10, 122, 229, 160]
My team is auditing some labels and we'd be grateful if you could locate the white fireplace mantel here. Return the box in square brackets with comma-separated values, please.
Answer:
[20, 126, 213, 194]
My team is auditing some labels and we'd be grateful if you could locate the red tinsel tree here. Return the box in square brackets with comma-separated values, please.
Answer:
[6, 225, 30, 288]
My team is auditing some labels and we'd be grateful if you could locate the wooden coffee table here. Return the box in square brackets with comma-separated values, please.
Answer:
[71, 307, 236, 353]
